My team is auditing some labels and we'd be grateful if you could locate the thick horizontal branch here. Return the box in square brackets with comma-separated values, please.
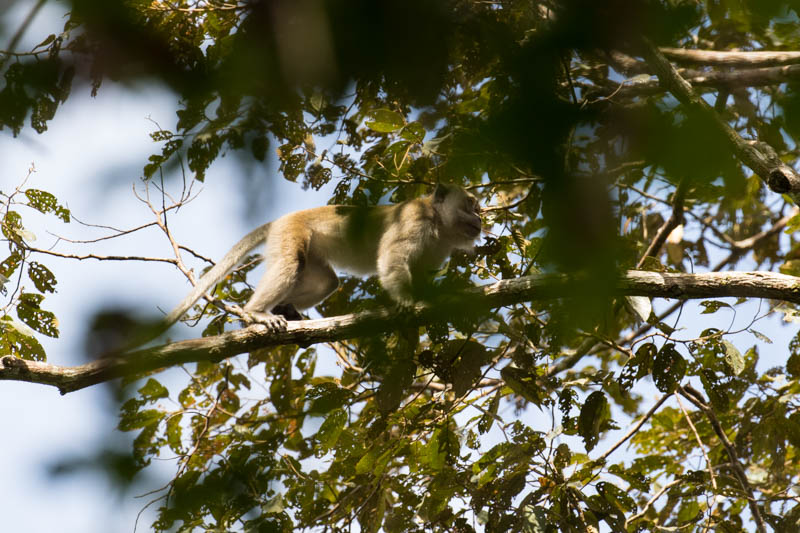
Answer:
[600, 64, 800, 98]
[678, 64, 800, 89]
[2, 270, 799, 394]
[660, 48, 800, 68]
[639, 39, 800, 199]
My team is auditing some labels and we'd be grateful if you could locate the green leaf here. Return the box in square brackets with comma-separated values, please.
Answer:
[597, 481, 636, 512]
[578, 391, 610, 452]
[138, 378, 169, 401]
[0, 317, 46, 361]
[118, 408, 164, 432]
[16, 292, 59, 337]
[400, 121, 425, 143]
[477, 390, 501, 434]
[0, 252, 23, 278]
[24, 189, 70, 222]
[425, 426, 448, 471]
[788, 352, 800, 378]
[356, 446, 380, 476]
[652, 344, 686, 393]
[655, 321, 676, 335]
[306, 382, 353, 415]
[780, 259, 800, 277]
[316, 408, 347, 452]
[27, 262, 57, 293]
[784, 212, 800, 234]
[365, 109, 404, 133]
[33, 34, 56, 50]
[700, 369, 729, 411]
[2, 211, 24, 242]
[721, 340, 745, 375]
[699, 300, 731, 314]
[376, 359, 415, 413]
[749, 329, 772, 344]
[501, 365, 543, 405]
[520, 505, 551, 533]
[166, 415, 183, 454]
[447, 339, 489, 396]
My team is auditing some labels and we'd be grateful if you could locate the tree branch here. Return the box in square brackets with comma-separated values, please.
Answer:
[678, 385, 767, 533]
[639, 39, 800, 199]
[660, 48, 800, 68]
[2, 270, 799, 393]
[608, 48, 800, 76]
[593, 64, 800, 98]
[636, 180, 686, 268]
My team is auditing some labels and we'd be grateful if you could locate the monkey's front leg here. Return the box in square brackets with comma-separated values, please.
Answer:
[377, 259, 417, 311]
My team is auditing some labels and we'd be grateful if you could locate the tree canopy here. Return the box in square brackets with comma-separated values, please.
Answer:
[3, 0, 800, 531]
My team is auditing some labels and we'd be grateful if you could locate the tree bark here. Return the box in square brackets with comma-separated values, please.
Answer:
[2, 270, 799, 393]
[639, 39, 800, 199]
[660, 48, 800, 67]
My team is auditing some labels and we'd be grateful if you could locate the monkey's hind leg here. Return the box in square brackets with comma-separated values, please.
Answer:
[243, 229, 312, 332]
[271, 303, 303, 321]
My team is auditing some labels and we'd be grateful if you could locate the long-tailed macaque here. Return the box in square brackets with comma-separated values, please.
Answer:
[157, 183, 482, 338]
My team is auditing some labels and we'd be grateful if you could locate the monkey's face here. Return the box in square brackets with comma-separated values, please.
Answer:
[459, 193, 483, 239]
[436, 185, 482, 245]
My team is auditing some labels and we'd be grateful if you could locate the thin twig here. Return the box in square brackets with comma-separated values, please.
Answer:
[636, 180, 686, 269]
[597, 394, 669, 462]
[675, 392, 719, 532]
[678, 385, 767, 533]
[0, 0, 47, 71]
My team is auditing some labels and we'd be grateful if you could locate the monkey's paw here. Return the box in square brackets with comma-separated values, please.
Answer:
[246, 312, 288, 333]
[394, 300, 420, 317]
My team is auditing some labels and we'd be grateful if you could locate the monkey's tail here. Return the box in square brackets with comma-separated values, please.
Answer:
[132, 222, 272, 350]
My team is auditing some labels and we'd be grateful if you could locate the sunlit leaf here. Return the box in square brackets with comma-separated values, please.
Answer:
[722, 340, 745, 375]
[365, 109, 404, 133]
[625, 295, 652, 322]
[16, 293, 58, 337]
[316, 408, 347, 453]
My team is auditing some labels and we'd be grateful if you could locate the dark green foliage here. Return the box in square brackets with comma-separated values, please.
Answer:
[6, 0, 800, 531]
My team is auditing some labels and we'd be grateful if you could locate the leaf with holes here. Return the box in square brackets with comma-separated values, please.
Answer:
[699, 300, 731, 314]
[652, 344, 686, 393]
[578, 391, 610, 452]
[16, 293, 59, 337]
[25, 189, 70, 222]
[0, 317, 46, 361]
[28, 262, 57, 293]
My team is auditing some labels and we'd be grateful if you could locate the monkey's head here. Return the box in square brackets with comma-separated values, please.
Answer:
[433, 183, 483, 248]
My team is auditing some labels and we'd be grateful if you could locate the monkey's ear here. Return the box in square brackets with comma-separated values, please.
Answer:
[433, 183, 451, 203]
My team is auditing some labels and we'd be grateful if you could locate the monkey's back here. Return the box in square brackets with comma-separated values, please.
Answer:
[279, 204, 392, 274]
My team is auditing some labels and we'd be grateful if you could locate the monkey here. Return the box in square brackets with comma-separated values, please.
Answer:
[153, 183, 482, 340]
